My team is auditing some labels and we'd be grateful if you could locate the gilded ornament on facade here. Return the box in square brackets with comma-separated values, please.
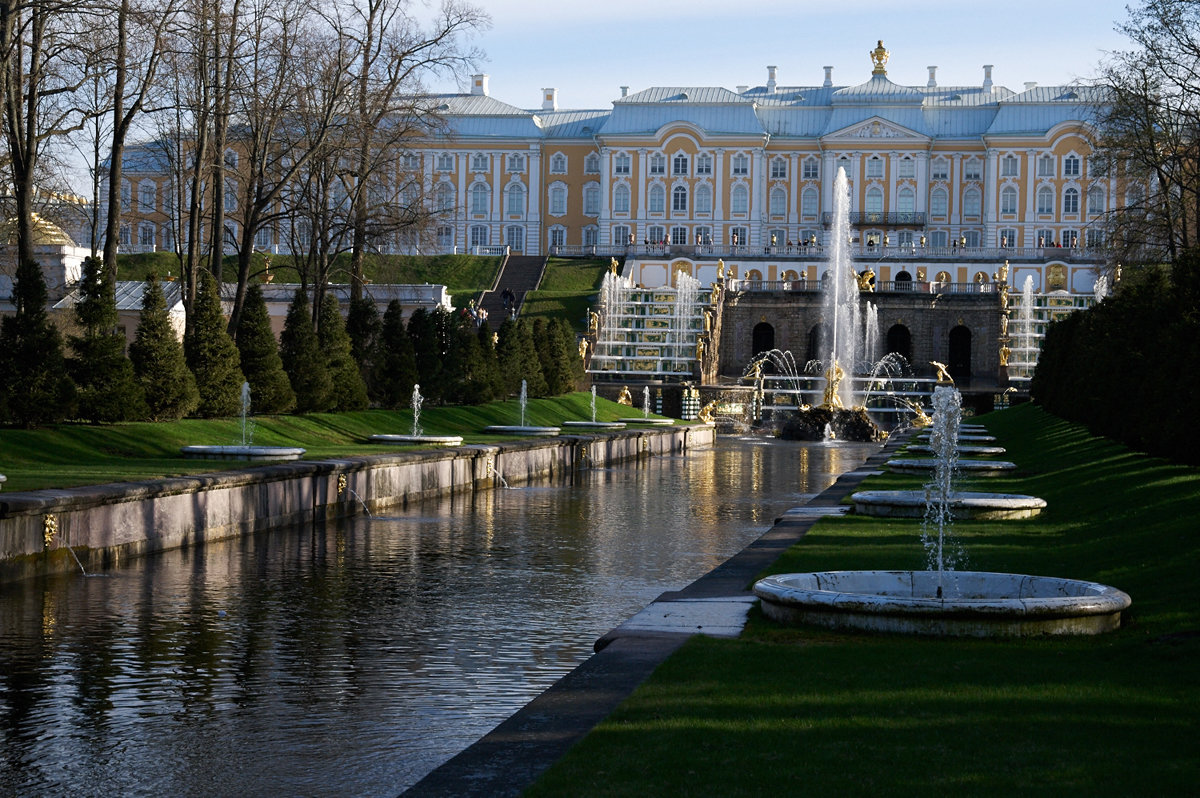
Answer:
[870, 40, 889, 75]
[43, 514, 58, 548]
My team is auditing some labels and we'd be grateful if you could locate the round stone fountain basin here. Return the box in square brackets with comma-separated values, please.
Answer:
[483, 425, 561, 436]
[180, 445, 306, 461]
[753, 570, 1131, 636]
[560, 421, 627, 431]
[368, 434, 464, 447]
[906, 444, 1007, 456]
[888, 458, 1016, 475]
[851, 490, 1045, 520]
[916, 432, 996, 443]
[617, 417, 674, 425]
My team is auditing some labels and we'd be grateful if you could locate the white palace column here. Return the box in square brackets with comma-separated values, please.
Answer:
[713, 149, 725, 237]
[985, 148, 999, 243]
[526, 147, 541, 253]
[750, 148, 765, 246]
[598, 146, 611, 245]
[915, 152, 929, 213]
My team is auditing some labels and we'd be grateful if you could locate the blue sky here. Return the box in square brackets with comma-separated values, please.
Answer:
[430, 0, 1136, 109]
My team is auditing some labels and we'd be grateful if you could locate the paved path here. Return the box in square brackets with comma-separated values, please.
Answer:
[403, 435, 906, 797]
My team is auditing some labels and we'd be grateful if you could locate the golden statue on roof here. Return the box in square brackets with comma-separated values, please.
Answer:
[870, 40, 889, 76]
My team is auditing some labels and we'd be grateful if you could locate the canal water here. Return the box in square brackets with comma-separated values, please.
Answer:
[0, 438, 873, 796]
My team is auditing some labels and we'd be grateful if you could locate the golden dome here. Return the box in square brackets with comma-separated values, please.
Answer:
[0, 213, 77, 246]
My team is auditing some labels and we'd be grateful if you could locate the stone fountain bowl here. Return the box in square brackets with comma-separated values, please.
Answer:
[180, 445, 306, 461]
[916, 432, 997, 443]
[368, 434, 464, 447]
[616, 417, 674, 425]
[851, 490, 1045, 520]
[753, 570, 1131, 637]
[906, 444, 1007, 456]
[561, 421, 628, 430]
[483, 425, 561, 436]
[888, 458, 1016, 475]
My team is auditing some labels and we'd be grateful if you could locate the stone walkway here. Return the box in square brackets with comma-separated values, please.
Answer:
[403, 438, 906, 797]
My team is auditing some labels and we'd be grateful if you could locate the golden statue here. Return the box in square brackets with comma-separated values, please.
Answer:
[896, 398, 932, 428]
[821, 361, 845, 409]
[588, 309, 600, 334]
[916, 267, 926, 282]
[857, 268, 875, 292]
[698, 400, 718, 423]
[999, 344, 1011, 366]
[609, 257, 619, 274]
[931, 361, 954, 385]
[696, 338, 706, 360]
[716, 259, 725, 279]
[617, 386, 633, 405]
[997, 260, 1009, 284]
[578, 338, 590, 360]
[1114, 263, 1122, 284]
[999, 313, 1009, 337]
[870, 40, 890, 76]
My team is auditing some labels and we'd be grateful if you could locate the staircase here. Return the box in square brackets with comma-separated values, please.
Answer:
[478, 254, 547, 329]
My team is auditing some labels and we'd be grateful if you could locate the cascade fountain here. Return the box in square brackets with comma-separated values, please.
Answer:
[1007, 275, 1041, 382]
[181, 382, 306, 461]
[370, 384, 464, 446]
[757, 384, 1130, 636]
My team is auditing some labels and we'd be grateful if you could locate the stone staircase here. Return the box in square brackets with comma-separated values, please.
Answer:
[478, 254, 547, 329]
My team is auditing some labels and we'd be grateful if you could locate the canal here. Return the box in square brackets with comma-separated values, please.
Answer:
[0, 437, 873, 796]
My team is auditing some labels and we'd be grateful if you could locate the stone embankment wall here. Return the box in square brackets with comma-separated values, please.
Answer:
[0, 426, 712, 582]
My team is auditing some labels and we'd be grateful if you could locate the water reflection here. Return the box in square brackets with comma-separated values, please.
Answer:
[0, 438, 872, 797]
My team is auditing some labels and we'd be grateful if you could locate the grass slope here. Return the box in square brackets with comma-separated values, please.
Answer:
[528, 403, 1200, 796]
[520, 258, 608, 331]
[0, 392, 665, 492]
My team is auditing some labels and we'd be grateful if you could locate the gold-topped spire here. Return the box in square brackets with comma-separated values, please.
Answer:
[870, 40, 889, 76]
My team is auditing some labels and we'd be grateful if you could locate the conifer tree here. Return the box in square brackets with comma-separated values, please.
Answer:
[515, 318, 548, 397]
[279, 288, 333, 413]
[373, 300, 418, 409]
[69, 256, 148, 422]
[346, 296, 381, 399]
[407, 307, 445, 403]
[184, 269, 246, 418]
[129, 275, 199, 421]
[0, 258, 76, 426]
[235, 284, 295, 414]
[319, 294, 369, 411]
[476, 324, 505, 400]
[494, 317, 522, 398]
[548, 318, 583, 395]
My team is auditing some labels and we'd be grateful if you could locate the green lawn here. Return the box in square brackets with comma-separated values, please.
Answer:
[520, 258, 608, 331]
[0, 392, 664, 492]
[528, 403, 1200, 796]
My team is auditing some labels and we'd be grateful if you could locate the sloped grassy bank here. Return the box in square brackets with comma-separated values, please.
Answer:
[527, 404, 1200, 796]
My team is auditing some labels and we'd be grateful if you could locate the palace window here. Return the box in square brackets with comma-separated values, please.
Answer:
[436, 182, 455, 212]
[550, 153, 567, 173]
[120, 181, 131, 212]
[549, 225, 566, 248]
[139, 223, 156, 248]
[612, 224, 629, 244]
[696, 154, 712, 175]
[224, 179, 237, 212]
[648, 225, 665, 242]
[613, 184, 631, 213]
[930, 187, 948, 217]
[584, 183, 600, 216]
[472, 153, 489, 171]
[469, 225, 488, 247]
[802, 157, 819, 180]
[506, 154, 525, 173]
[583, 225, 598, 246]
[505, 183, 525, 214]
[254, 226, 271, 249]
[672, 153, 689, 176]
[801, 187, 818, 218]
[931, 158, 949, 180]
[964, 159, 982, 181]
[585, 153, 600, 173]
[897, 157, 915, 179]
[437, 225, 454, 249]
[963, 231, 980, 247]
[1037, 154, 1055, 177]
[695, 183, 712, 214]
[865, 187, 884, 215]
[549, 183, 567, 216]
[649, 153, 666, 175]
[1037, 185, 1054, 214]
[470, 183, 490, 214]
[1002, 154, 1019, 176]
[770, 157, 787, 179]
[224, 149, 238, 169]
[930, 230, 948, 248]
[731, 184, 749, 214]
[998, 228, 1018, 247]
[730, 226, 748, 245]
[504, 225, 524, 250]
[648, 184, 666, 213]
[139, 182, 156, 213]
[671, 226, 688, 245]
[672, 185, 688, 213]
[1087, 186, 1106, 216]
[731, 153, 749, 176]
[613, 153, 631, 175]
[963, 187, 981, 218]
[866, 156, 883, 179]
[1086, 228, 1105, 248]
[1064, 154, 1081, 177]
[1063, 186, 1080, 214]
[119, 224, 131, 246]
[897, 186, 915, 214]
[437, 153, 454, 171]
[769, 187, 786, 217]
[1001, 186, 1018, 215]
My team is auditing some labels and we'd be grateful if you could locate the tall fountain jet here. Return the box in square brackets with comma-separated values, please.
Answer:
[821, 167, 862, 408]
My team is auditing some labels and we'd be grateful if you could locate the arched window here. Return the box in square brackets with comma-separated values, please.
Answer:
[1037, 185, 1054, 215]
[801, 187, 819, 218]
[1063, 186, 1080, 214]
[1087, 186, 1106, 216]
[769, 187, 787, 217]
[731, 184, 749, 214]
[963, 187, 982, 218]
[930, 188, 948, 218]
[745, 268, 762, 284]
[648, 184, 666, 213]
[780, 270, 799, 281]
[672, 185, 688, 213]
[505, 183, 525, 215]
[583, 183, 600, 216]
[897, 186, 915, 214]
[550, 153, 567, 173]
[1001, 186, 1018, 215]
[437, 182, 455, 212]
[770, 157, 787, 179]
[865, 187, 884, 216]
[695, 184, 712, 214]
[584, 152, 600, 173]
[470, 182, 490, 214]
[613, 184, 631, 213]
